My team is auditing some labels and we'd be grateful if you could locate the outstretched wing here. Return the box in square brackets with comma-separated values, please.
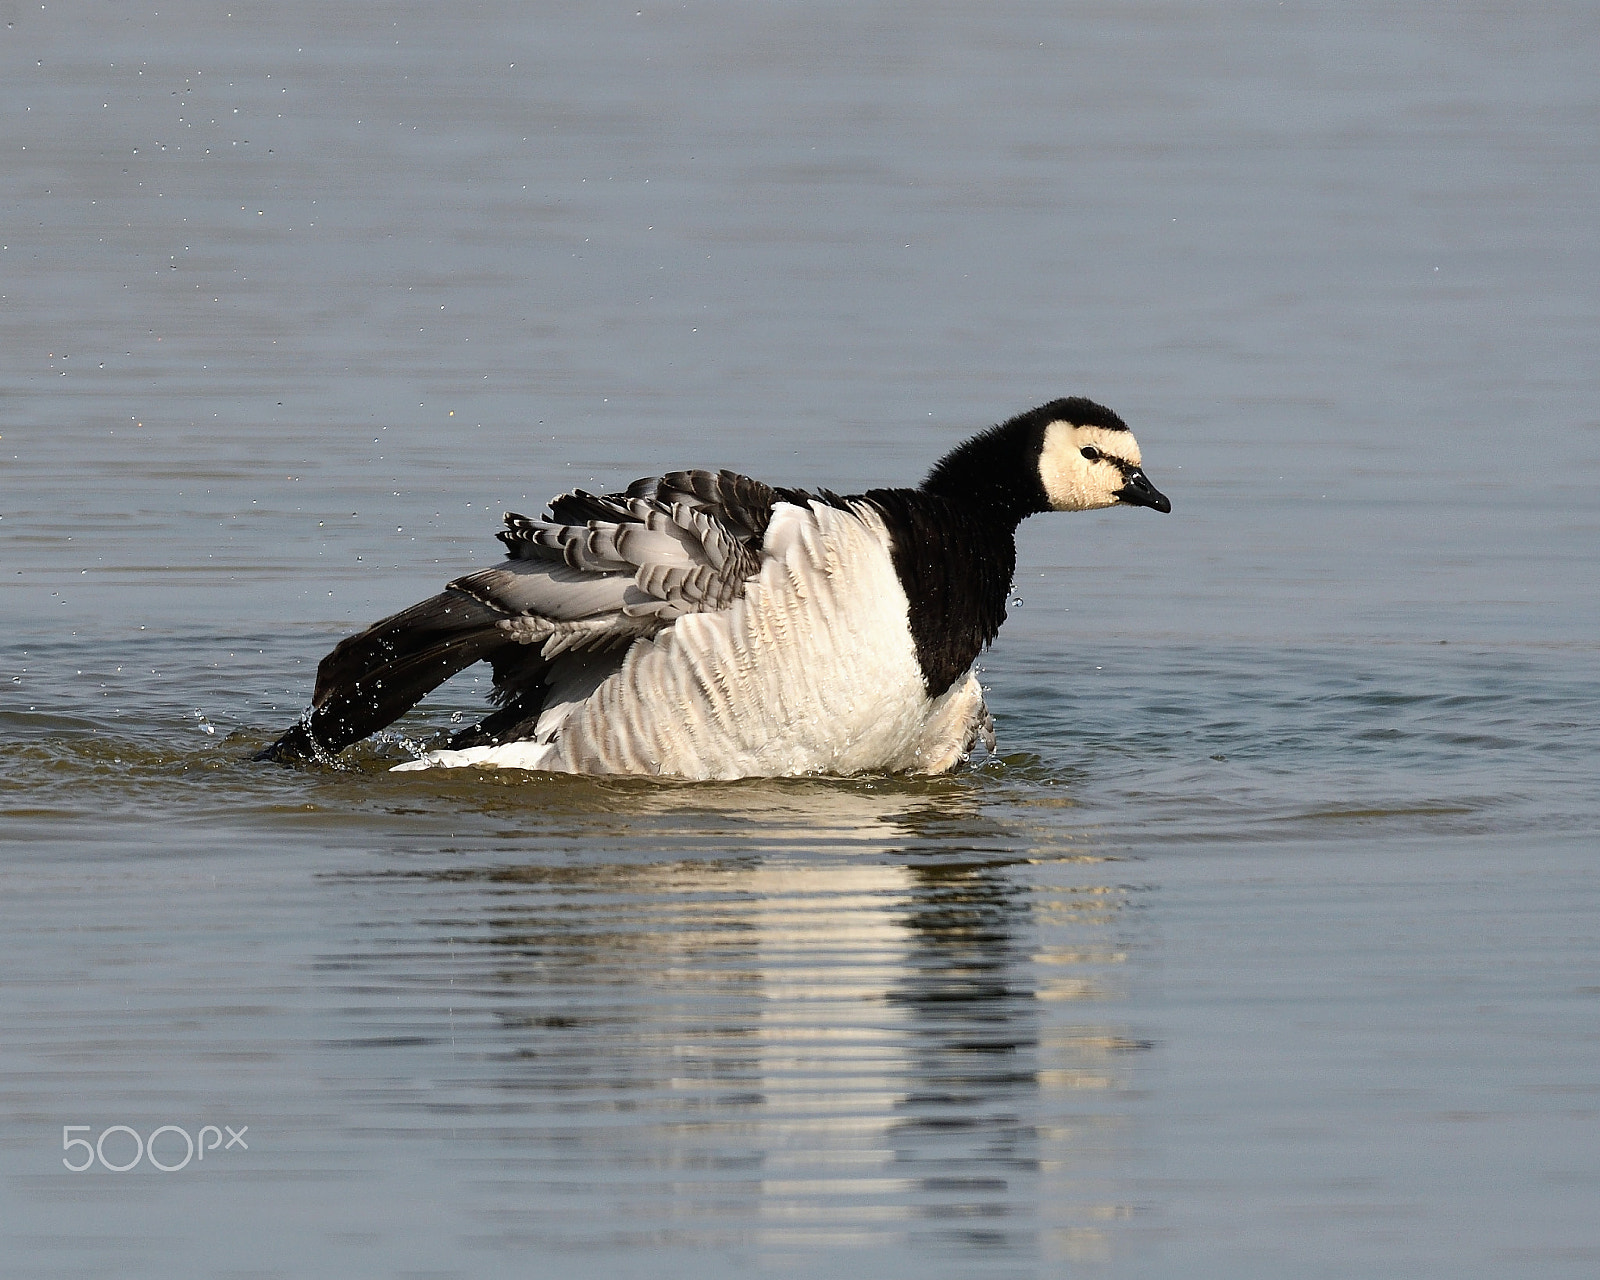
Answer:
[256, 469, 803, 763]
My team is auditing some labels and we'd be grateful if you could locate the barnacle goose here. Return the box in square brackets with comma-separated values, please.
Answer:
[256, 397, 1169, 778]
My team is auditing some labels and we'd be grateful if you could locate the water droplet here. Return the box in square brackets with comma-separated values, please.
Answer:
[1010, 597, 1024, 607]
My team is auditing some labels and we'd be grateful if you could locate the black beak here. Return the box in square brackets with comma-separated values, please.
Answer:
[1116, 467, 1171, 513]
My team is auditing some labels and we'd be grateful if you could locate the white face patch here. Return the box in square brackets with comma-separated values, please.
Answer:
[1037, 421, 1143, 511]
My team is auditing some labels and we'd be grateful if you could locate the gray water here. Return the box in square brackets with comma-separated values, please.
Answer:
[3, 2, 1598, 1276]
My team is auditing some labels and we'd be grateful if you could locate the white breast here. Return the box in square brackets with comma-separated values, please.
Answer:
[398, 500, 988, 779]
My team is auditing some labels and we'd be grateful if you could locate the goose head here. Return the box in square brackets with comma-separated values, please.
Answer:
[922, 396, 1171, 521]
[1036, 410, 1171, 513]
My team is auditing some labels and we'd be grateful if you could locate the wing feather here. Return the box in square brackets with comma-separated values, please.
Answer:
[490, 474, 773, 648]
[260, 467, 801, 764]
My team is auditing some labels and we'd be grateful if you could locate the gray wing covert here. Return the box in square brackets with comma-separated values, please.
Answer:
[449, 471, 777, 661]
[622, 468, 803, 542]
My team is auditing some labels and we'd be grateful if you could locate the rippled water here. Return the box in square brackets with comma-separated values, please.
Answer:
[3, 2, 1598, 1277]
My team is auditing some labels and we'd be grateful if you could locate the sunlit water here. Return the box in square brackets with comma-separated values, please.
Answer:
[3, 2, 1598, 1278]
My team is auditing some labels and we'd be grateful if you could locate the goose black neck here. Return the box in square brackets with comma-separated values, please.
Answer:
[863, 486, 1018, 698]
[920, 413, 1052, 530]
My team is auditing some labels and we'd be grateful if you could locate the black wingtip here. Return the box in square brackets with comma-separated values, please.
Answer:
[252, 722, 317, 764]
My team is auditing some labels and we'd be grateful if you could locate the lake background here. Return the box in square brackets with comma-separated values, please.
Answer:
[2, 2, 1597, 1277]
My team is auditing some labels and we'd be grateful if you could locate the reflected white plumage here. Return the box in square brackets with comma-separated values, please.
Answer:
[257, 397, 1169, 779]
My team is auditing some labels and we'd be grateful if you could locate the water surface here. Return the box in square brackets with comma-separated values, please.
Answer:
[3, 2, 1597, 1277]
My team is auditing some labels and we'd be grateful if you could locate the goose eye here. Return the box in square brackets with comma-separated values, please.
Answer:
[1080, 446, 1101, 461]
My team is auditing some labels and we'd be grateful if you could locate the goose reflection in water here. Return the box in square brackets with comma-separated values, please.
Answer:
[321, 781, 1145, 1263]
